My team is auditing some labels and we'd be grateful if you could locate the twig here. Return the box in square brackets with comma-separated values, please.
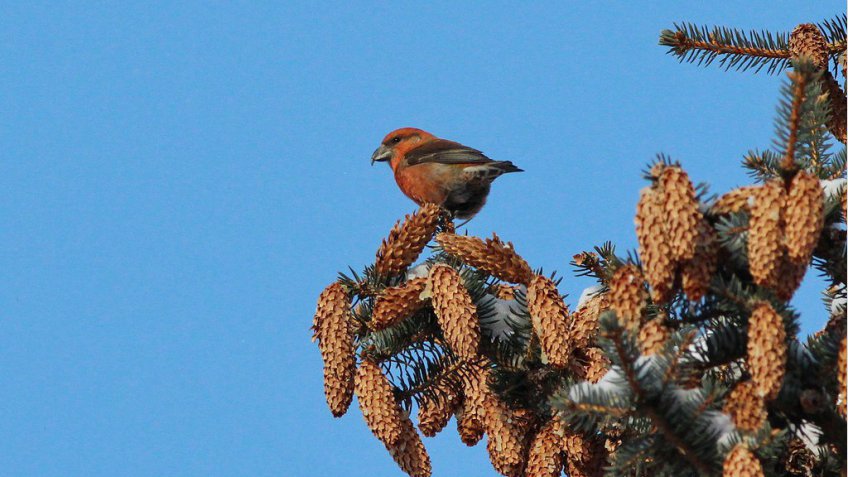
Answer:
[782, 70, 809, 171]
[608, 327, 714, 475]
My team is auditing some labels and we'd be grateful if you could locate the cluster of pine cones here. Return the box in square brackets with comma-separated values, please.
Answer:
[313, 160, 843, 477]
[312, 203, 615, 477]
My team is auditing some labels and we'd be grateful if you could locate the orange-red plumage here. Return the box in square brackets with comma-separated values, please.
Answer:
[371, 128, 522, 219]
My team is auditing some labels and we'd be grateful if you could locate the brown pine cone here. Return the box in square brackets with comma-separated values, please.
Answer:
[635, 186, 675, 303]
[457, 360, 489, 446]
[788, 23, 829, 70]
[659, 165, 702, 262]
[354, 360, 405, 446]
[723, 443, 764, 477]
[428, 264, 481, 360]
[681, 218, 718, 301]
[723, 381, 767, 432]
[822, 71, 847, 143]
[747, 302, 787, 400]
[375, 203, 442, 276]
[784, 170, 824, 263]
[525, 418, 565, 477]
[313, 282, 356, 417]
[608, 264, 647, 331]
[370, 278, 429, 330]
[386, 417, 432, 477]
[436, 232, 534, 285]
[639, 317, 670, 355]
[711, 186, 758, 215]
[748, 181, 786, 289]
[562, 430, 606, 477]
[484, 392, 529, 477]
[417, 383, 460, 437]
[571, 291, 609, 349]
[527, 274, 573, 367]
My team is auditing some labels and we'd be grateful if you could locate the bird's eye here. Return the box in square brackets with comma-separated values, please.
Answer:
[391, 137, 401, 144]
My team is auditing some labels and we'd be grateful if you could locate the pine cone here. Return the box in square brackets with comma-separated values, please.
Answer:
[748, 181, 786, 289]
[788, 23, 829, 70]
[775, 254, 807, 301]
[527, 274, 573, 367]
[313, 282, 355, 417]
[723, 443, 764, 477]
[437, 232, 489, 266]
[375, 203, 442, 276]
[723, 381, 767, 432]
[784, 170, 824, 263]
[387, 417, 432, 477]
[428, 264, 481, 360]
[494, 283, 517, 300]
[608, 264, 647, 331]
[635, 186, 675, 303]
[781, 439, 815, 476]
[355, 360, 405, 446]
[476, 232, 534, 285]
[681, 219, 718, 301]
[568, 347, 610, 384]
[639, 317, 670, 355]
[583, 347, 610, 383]
[571, 291, 609, 349]
[456, 404, 484, 447]
[822, 71, 847, 143]
[484, 392, 529, 477]
[371, 278, 429, 330]
[525, 418, 565, 477]
[838, 336, 847, 417]
[747, 302, 787, 400]
[562, 431, 606, 477]
[417, 383, 460, 437]
[711, 186, 758, 215]
[457, 360, 488, 446]
[660, 166, 702, 261]
[436, 232, 534, 285]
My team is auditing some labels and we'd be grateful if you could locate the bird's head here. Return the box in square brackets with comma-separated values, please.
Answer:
[371, 127, 436, 170]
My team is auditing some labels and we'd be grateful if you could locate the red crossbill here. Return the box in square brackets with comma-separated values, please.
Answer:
[371, 128, 522, 219]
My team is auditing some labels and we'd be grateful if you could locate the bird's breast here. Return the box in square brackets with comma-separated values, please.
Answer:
[394, 164, 454, 205]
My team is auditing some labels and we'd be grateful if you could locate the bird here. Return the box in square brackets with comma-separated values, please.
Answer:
[370, 127, 522, 219]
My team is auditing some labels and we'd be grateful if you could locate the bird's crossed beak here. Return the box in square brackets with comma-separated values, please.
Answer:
[371, 145, 392, 165]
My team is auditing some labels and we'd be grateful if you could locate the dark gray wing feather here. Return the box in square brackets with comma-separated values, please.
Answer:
[405, 139, 493, 166]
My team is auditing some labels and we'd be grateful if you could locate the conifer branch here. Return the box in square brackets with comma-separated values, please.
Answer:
[567, 400, 632, 417]
[817, 14, 847, 54]
[605, 324, 714, 475]
[571, 251, 606, 280]
[660, 23, 791, 73]
[782, 70, 809, 171]
[391, 353, 465, 406]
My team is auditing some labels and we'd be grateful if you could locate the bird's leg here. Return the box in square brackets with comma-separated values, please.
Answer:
[453, 217, 473, 230]
[437, 208, 456, 235]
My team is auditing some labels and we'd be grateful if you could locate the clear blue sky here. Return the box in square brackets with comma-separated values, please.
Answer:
[0, 2, 840, 476]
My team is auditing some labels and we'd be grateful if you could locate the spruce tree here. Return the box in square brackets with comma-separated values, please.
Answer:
[311, 15, 846, 477]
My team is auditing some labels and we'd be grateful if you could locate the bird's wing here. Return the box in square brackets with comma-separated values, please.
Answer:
[404, 139, 493, 166]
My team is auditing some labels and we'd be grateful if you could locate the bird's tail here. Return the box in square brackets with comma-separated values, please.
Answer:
[492, 161, 523, 173]
[461, 161, 523, 184]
